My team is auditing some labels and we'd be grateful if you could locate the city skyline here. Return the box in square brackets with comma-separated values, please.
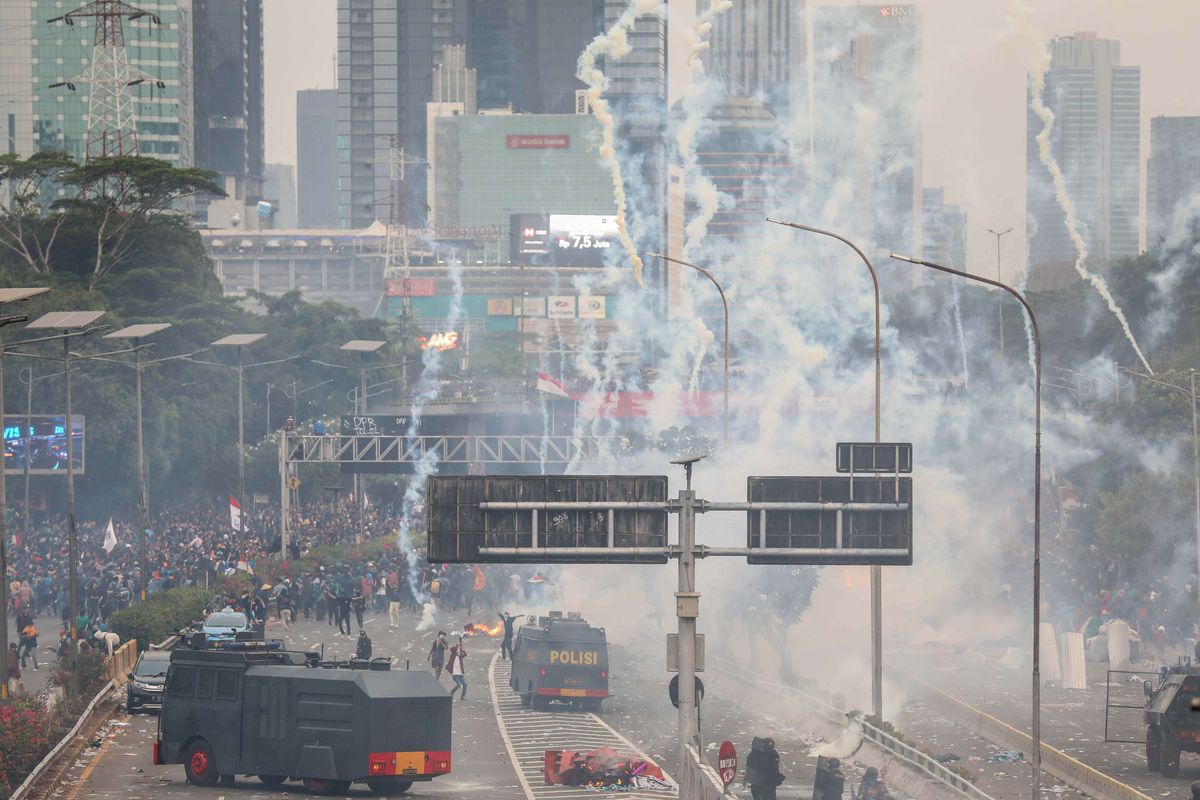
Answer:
[263, 0, 1200, 280]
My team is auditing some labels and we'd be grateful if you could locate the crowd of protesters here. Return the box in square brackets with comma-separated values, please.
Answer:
[7, 497, 553, 641]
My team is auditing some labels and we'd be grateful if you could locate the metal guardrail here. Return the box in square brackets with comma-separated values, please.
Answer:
[710, 655, 995, 800]
[10, 636, 161, 800]
[890, 666, 1152, 800]
[8, 678, 115, 800]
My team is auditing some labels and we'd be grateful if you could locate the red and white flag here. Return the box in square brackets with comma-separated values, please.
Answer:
[536, 371, 569, 398]
[229, 496, 242, 532]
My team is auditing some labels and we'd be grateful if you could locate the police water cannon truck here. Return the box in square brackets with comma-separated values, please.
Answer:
[510, 611, 609, 711]
[155, 641, 452, 795]
[1144, 657, 1200, 777]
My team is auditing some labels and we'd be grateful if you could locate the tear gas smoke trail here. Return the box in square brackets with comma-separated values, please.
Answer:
[951, 281, 969, 389]
[1017, 28, 1156, 376]
[672, 0, 731, 389]
[399, 257, 465, 620]
[577, 0, 663, 288]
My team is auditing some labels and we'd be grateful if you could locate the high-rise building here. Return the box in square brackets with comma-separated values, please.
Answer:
[702, 0, 804, 116]
[429, 112, 613, 231]
[337, 0, 468, 230]
[802, 4, 922, 260]
[9, 0, 191, 171]
[1026, 32, 1140, 289]
[1147, 116, 1200, 245]
[468, 0, 596, 114]
[192, 0, 265, 201]
[297, 89, 338, 228]
[922, 187, 967, 268]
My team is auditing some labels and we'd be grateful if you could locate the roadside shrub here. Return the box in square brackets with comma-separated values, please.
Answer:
[0, 695, 52, 796]
[107, 586, 210, 650]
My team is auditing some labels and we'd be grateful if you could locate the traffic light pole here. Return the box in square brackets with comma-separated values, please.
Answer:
[676, 486, 699, 770]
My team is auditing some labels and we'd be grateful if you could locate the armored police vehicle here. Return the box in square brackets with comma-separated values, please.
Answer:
[510, 611, 609, 711]
[1144, 661, 1200, 776]
[155, 643, 452, 795]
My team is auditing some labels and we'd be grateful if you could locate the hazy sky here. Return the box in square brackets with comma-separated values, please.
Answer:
[262, 0, 1200, 277]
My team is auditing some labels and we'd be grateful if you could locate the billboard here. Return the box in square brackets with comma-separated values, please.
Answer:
[511, 213, 619, 267]
[428, 475, 669, 563]
[3, 415, 85, 475]
[746, 475, 912, 565]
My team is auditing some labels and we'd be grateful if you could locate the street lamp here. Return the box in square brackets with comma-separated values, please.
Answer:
[1118, 367, 1200, 598]
[767, 218, 885, 722]
[101, 324, 201, 601]
[988, 228, 1013, 356]
[646, 253, 729, 446]
[0, 287, 50, 701]
[187, 334, 297, 530]
[20, 310, 119, 700]
[890, 252, 1043, 800]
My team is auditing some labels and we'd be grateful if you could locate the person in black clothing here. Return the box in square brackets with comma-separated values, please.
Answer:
[356, 629, 373, 660]
[745, 736, 783, 800]
[337, 588, 353, 636]
[351, 586, 366, 630]
[814, 757, 845, 800]
[854, 767, 889, 800]
[498, 609, 517, 660]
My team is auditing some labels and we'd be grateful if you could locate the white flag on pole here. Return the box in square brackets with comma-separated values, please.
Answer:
[229, 496, 242, 532]
[102, 518, 118, 554]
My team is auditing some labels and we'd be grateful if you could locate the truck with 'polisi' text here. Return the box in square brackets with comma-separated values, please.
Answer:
[510, 611, 609, 711]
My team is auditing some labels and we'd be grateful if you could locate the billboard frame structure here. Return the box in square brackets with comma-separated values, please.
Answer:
[3, 414, 86, 475]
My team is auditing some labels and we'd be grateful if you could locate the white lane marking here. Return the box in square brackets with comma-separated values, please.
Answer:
[490, 655, 675, 799]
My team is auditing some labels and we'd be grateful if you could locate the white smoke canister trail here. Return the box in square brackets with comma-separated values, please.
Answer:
[397, 256, 466, 603]
[1008, 0, 1153, 374]
[577, 0, 663, 288]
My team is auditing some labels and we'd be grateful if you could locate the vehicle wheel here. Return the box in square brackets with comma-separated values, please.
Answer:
[520, 693, 532, 707]
[303, 777, 351, 796]
[258, 774, 287, 787]
[367, 778, 413, 794]
[184, 740, 219, 787]
[1162, 739, 1181, 778]
[1147, 727, 1162, 771]
[127, 704, 138, 715]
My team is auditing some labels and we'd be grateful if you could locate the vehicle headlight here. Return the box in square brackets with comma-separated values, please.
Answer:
[132, 680, 160, 692]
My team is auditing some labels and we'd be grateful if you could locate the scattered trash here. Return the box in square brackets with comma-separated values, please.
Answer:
[987, 750, 1023, 763]
[935, 753, 960, 763]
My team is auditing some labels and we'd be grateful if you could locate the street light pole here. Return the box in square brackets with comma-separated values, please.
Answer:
[988, 228, 1013, 357]
[891, 252, 1042, 800]
[135, 345, 146, 600]
[767, 218, 884, 721]
[237, 345, 245, 524]
[64, 334, 79, 698]
[646, 252, 729, 446]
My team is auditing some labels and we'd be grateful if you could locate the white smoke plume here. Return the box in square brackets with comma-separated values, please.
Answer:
[1008, 0, 1154, 374]
[398, 256, 466, 601]
[576, 0, 664, 288]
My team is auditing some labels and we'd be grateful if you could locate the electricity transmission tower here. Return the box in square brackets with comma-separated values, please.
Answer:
[48, 1, 165, 161]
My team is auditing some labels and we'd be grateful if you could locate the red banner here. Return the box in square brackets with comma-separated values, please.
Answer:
[386, 277, 436, 297]
[506, 134, 570, 149]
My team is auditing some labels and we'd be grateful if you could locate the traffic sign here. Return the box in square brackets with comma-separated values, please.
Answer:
[668, 674, 704, 709]
[746, 475, 912, 565]
[287, 475, 301, 490]
[666, 633, 705, 672]
[717, 741, 738, 786]
[427, 475, 669, 563]
[836, 442, 912, 473]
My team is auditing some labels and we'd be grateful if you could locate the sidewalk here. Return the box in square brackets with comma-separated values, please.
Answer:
[5, 610, 61, 696]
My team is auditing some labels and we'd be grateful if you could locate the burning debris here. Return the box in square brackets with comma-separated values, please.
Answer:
[463, 621, 504, 638]
[543, 747, 673, 792]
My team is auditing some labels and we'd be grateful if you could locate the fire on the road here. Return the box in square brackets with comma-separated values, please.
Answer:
[464, 622, 503, 637]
